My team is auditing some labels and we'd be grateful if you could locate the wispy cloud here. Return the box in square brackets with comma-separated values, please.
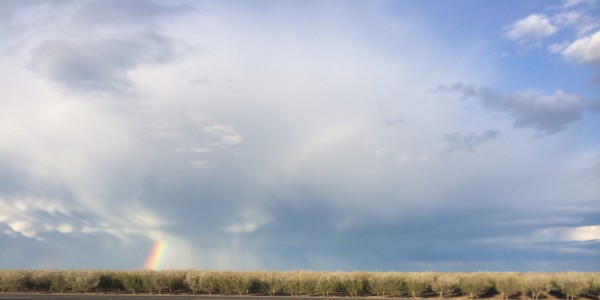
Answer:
[203, 124, 243, 145]
[562, 0, 598, 9]
[504, 14, 558, 47]
[442, 130, 500, 153]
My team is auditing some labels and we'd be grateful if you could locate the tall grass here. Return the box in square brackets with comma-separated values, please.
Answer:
[0, 270, 599, 298]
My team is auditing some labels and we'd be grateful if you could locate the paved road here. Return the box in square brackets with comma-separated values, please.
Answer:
[0, 296, 315, 300]
[0, 296, 312, 300]
[0, 296, 396, 300]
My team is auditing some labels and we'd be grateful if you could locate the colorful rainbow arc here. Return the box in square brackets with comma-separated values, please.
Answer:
[145, 240, 168, 270]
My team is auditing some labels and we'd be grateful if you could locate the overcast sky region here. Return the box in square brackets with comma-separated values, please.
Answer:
[1, 0, 599, 271]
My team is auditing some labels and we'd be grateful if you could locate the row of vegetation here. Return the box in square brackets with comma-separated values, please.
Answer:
[0, 270, 599, 299]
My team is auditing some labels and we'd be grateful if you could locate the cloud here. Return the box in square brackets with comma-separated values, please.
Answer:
[0, 196, 76, 239]
[553, 11, 584, 27]
[77, 0, 194, 27]
[436, 83, 590, 136]
[442, 130, 500, 153]
[29, 33, 186, 95]
[561, 30, 600, 63]
[535, 225, 600, 242]
[56, 223, 75, 234]
[203, 124, 243, 145]
[504, 14, 558, 47]
[562, 0, 598, 8]
[551, 10, 600, 36]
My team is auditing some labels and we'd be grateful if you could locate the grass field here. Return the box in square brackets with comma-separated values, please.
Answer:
[0, 270, 599, 299]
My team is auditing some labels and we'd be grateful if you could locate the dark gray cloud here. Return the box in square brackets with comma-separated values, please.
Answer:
[436, 82, 592, 136]
[77, 0, 194, 27]
[29, 33, 186, 95]
[443, 130, 500, 153]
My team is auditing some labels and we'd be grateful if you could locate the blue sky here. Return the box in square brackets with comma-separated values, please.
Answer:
[0, 0, 599, 271]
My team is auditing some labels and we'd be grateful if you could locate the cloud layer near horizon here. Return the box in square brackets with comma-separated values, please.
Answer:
[0, 0, 599, 271]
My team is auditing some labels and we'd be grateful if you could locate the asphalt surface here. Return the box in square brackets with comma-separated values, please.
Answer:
[0, 296, 311, 300]
[0, 296, 393, 300]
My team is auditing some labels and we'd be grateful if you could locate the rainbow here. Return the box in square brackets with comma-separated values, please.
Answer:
[145, 240, 168, 270]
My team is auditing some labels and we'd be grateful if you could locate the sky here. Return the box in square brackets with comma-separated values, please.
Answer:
[0, 0, 599, 272]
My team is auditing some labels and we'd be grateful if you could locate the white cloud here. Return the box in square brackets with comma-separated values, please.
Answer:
[535, 225, 600, 241]
[56, 223, 75, 234]
[553, 11, 584, 27]
[0, 196, 78, 238]
[203, 124, 243, 145]
[562, 0, 597, 8]
[561, 30, 600, 63]
[7, 220, 37, 238]
[505, 14, 558, 47]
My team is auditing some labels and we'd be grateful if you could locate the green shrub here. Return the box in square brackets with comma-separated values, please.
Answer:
[0, 270, 22, 293]
[49, 271, 69, 293]
[432, 273, 460, 298]
[368, 273, 387, 297]
[121, 271, 144, 294]
[343, 272, 366, 297]
[553, 272, 588, 300]
[587, 273, 600, 299]
[406, 272, 434, 298]
[494, 273, 522, 299]
[282, 271, 303, 296]
[185, 271, 219, 295]
[65, 270, 99, 293]
[29, 270, 52, 291]
[262, 271, 284, 296]
[522, 273, 550, 300]
[98, 271, 123, 292]
[315, 272, 339, 297]
[459, 273, 494, 299]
